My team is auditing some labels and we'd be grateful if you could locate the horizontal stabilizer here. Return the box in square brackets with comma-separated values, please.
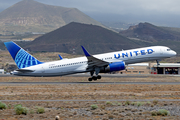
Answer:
[58, 54, 63, 60]
[16, 69, 35, 73]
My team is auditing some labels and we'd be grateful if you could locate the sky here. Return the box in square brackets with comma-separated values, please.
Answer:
[0, 0, 180, 27]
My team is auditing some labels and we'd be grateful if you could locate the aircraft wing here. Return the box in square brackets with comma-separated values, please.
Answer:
[81, 46, 109, 69]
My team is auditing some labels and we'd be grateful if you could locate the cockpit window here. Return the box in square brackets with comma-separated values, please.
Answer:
[167, 49, 171, 51]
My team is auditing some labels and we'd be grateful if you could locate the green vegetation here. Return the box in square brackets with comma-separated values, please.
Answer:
[132, 102, 145, 107]
[0, 102, 7, 110]
[30, 109, 34, 114]
[36, 107, 45, 114]
[125, 100, 131, 106]
[91, 104, 98, 110]
[15, 105, 28, 115]
[8, 104, 12, 109]
[117, 102, 122, 106]
[157, 109, 170, 116]
[152, 100, 158, 105]
[151, 109, 170, 116]
[106, 101, 113, 105]
[14, 104, 22, 108]
[151, 110, 157, 116]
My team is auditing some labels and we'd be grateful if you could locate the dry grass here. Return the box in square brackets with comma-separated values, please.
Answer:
[0, 76, 180, 119]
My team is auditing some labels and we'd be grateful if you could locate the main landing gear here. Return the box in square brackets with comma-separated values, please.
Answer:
[88, 75, 101, 81]
[88, 68, 102, 81]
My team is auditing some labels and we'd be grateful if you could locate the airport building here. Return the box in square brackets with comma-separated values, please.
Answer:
[126, 63, 150, 74]
[0, 69, 4, 74]
[123, 63, 180, 75]
[153, 63, 180, 74]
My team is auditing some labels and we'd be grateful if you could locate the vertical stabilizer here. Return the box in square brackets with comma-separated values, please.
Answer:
[4, 41, 43, 69]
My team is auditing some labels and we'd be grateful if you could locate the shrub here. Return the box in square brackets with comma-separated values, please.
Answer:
[106, 101, 112, 105]
[14, 104, 22, 108]
[158, 109, 170, 116]
[145, 101, 152, 106]
[15, 106, 28, 115]
[0, 102, 7, 110]
[100, 105, 105, 109]
[117, 102, 122, 106]
[151, 109, 170, 116]
[36, 107, 45, 114]
[136, 102, 144, 107]
[91, 104, 98, 110]
[153, 100, 158, 105]
[151, 110, 157, 116]
[131, 102, 136, 106]
[30, 109, 34, 114]
[8, 104, 12, 109]
[147, 101, 151, 104]
[125, 101, 131, 106]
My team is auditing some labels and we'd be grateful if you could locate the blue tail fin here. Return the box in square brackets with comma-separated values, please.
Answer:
[4, 41, 43, 69]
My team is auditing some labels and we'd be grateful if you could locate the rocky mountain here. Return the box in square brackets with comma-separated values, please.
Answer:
[119, 22, 180, 54]
[0, 0, 102, 33]
[119, 22, 180, 42]
[24, 22, 151, 54]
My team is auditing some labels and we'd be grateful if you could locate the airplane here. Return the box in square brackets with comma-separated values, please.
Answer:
[4, 41, 176, 81]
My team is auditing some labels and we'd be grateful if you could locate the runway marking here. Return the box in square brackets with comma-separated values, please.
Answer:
[0, 82, 180, 85]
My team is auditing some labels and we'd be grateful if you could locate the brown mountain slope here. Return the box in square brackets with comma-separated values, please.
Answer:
[119, 22, 180, 42]
[119, 22, 180, 54]
[0, 0, 102, 33]
[25, 22, 151, 54]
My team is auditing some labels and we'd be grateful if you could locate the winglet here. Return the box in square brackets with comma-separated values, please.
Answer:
[58, 54, 63, 60]
[81, 46, 91, 57]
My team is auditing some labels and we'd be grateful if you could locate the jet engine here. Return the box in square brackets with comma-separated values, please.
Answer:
[101, 61, 126, 73]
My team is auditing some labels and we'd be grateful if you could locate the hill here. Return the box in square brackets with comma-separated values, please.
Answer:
[119, 22, 180, 54]
[24, 22, 152, 54]
[0, 0, 102, 33]
[119, 22, 180, 42]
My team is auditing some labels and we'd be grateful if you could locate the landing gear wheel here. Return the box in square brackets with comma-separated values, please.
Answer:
[97, 75, 101, 79]
[92, 76, 97, 81]
[88, 78, 92, 81]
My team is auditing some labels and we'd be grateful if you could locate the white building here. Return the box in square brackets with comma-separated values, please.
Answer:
[0, 69, 4, 74]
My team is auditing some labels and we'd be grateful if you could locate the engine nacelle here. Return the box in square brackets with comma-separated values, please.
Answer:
[101, 61, 125, 73]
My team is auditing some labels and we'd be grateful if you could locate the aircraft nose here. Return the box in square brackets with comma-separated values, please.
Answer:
[172, 51, 177, 56]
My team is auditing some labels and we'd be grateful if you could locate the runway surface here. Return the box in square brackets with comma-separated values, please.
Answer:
[0, 74, 149, 78]
[1, 99, 180, 102]
[1, 74, 180, 85]
[0, 82, 180, 85]
[1, 73, 180, 78]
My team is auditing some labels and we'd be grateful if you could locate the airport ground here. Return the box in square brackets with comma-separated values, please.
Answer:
[0, 75, 180, 120]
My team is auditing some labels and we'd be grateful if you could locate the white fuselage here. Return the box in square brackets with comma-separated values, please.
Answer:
[13, 46, 176, 76]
